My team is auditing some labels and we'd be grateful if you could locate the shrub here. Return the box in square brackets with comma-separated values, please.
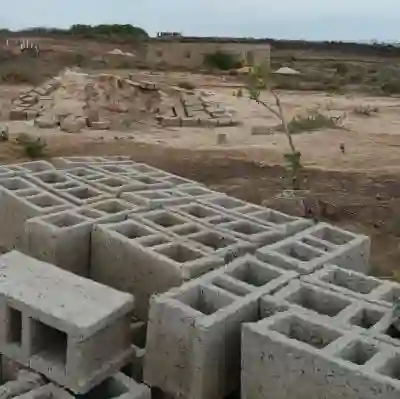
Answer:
[16, 133, 47, 158]
[203, 51, 242, 71]
[334, 62, 349, 76]
[283, 111, 343, 134]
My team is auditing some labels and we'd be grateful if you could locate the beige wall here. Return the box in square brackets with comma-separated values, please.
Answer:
[145, 41, 270, 69]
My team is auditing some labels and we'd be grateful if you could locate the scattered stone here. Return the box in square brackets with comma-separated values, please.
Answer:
[91, 120, 111, 130]
[9, 108, 27, 121]
[60, 116, 85, 133]
[34, 115, 58, 129]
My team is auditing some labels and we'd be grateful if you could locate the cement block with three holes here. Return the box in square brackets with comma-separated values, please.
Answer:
[242, 310, 400, 399]
[83, 372, 151, 399]
[270, 280, 389, 330]
[302, 264, 400, 309]
[257, 222, 371, 274]
[90, 219, 224, 320]
[143, 254, 297, 399]
[0, 177, 73, 250]
[198, 194, 312, 235]
[130, 209, 256, 259]
[121, 188, 192, 209]
[168, 202, 286, 246]
[0, 251, 134, 394]
[23, 170, 111, 206]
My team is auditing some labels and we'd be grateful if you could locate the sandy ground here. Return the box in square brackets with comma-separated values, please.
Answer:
[4, 77, 400, 173]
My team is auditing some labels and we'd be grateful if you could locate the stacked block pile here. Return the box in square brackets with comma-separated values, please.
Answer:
[0, 156, 396, 399]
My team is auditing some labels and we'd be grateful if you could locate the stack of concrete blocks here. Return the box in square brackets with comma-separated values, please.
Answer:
[0, 250, 151, 397]
[21, 198, 142, 276]
[143, 254, 298, 399]
[91, 216, 225, 320]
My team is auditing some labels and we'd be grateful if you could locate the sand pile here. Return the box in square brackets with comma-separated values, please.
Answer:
[9, 69, 239, 132]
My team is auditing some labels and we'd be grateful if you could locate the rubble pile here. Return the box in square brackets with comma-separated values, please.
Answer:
[8, 70, 238, 132]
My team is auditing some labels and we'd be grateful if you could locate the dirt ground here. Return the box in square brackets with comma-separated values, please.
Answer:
[2, 69, 400, 278]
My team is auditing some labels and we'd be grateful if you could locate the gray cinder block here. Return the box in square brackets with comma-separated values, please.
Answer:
[84, 372, 150, 399]
[144, 255, 297, 399]
[12, 161, 55, 174]
[91, 219, 223, 320]
[121, 189, 191, 208]
[0, 178, 73, 250]
[130, 209, 255, 258]
[169, 202, 287, 246]
[257, 222, 370, 274]
[242, 311, 400, 399]
[21, 211, 94, 276]
[51, 156, 132, 169]
[0, 370, 45, 398]
[198, 194, 312, 235]
[0, 251, 134, 394]
[15, 383, 74, 399]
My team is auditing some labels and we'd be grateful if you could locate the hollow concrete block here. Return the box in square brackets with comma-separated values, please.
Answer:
[0, 251, 134, 394]
[242, 311, 400, 399]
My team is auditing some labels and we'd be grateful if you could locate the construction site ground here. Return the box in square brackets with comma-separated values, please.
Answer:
[1, 69, 400, 278]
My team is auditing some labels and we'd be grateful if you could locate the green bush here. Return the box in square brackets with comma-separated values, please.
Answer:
[16, 134, 47, 158]
[283, 111, 343, 134]
[203, 51, 242, 71]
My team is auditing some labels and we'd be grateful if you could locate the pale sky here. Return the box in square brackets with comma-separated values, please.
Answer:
[0, 0, 399, 41]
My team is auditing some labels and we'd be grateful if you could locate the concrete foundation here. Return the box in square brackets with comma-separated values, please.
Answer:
[0, 251, 134, 394]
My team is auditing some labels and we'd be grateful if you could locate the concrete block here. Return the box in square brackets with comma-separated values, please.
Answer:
[84, 373, 150, 399]
[0, 167, 17, 179]
[121, 321, 147, 382]
[23, 171, 82, 192]
[15, 383, 74, 399]
[51, 156, 131, 169]
[242, 311, 400, 399]
[169, 202, 286, 246]
[0, 370, 45, 398]
[12, 161, 55, 174]
[91, 219, 223, 320]
[198, 194, 312, 235]
[302, 265, 387, 303]
[21, 211, 94, 276]
[144, 255, 296, 399]
[0, 251, 134, 394]
[56, 184, 111, 206]
[257, 222, 370, 274]
[175, 184, 218, 199]
[272, 280, 373, 327]
[121, 189, 192, 208]
[0, 179, 73, 250]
